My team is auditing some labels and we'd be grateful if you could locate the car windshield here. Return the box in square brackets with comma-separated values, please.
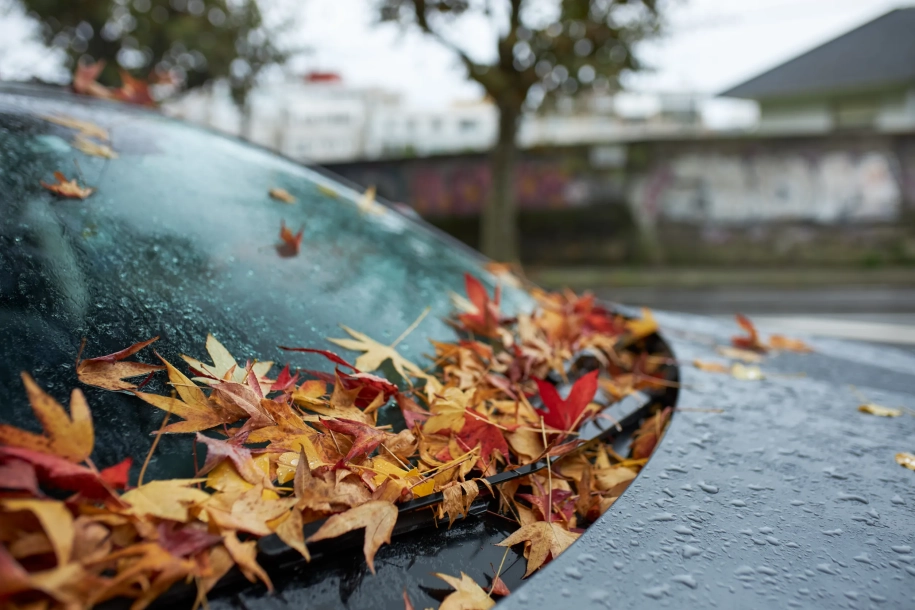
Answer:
[0, 86, 532, 481]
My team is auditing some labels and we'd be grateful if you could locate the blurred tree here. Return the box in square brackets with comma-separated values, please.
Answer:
[17, 0, 287, 106]
[378, 0, 661, 262]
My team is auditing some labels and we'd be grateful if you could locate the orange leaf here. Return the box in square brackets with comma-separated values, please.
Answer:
[306, 500, 397, 574]
[41, 171, 94, 199]
[76, 336, 164, 392]
[276, 220, 304, 257]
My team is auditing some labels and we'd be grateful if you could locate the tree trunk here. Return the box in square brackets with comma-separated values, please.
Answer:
[481, 103, 521, 262]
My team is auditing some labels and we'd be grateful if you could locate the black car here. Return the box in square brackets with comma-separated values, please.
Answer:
[1, 83, 914, 610]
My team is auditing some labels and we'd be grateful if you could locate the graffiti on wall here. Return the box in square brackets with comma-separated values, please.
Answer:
[330, 157, 599, 217]
[632, 150, 902, 225]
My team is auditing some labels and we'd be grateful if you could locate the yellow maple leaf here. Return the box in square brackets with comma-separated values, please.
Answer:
[328, 324, 426, 381]
[496, 521, 579, 577]
[424, 387, 471, 434]
[72, 134, 117, 159]
[120, 479, 210, 522]
[859, 403, 903, 417]
[434, 572, 495, 610]
[1, 499, 74, 567]
[306, 501, 397, 574]
[181, 334, 273, 387]
[0, 373, 93, 462]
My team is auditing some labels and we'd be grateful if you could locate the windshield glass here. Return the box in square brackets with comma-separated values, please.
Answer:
[0, 86, 531, 481]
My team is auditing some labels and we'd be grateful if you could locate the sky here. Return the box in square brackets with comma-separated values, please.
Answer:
[2, 0, 912, 127]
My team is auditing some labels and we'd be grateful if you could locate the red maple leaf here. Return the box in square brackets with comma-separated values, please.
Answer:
[731, 313, 768, 352]
[534, 370, 599, 432]
[99, 457, 132, 489]
[276, 221, 304, 257]
[0, 446, 111, 499]
[321, 418, 387, 464]
[456, 412, 508, 467]
[458, 274, 502, 337]
[270, 364, 299, 393]
[396, 393, 430, 430]
[0, 457, 41, 495]
[195, 432, 265, 485]
[280, 347, 399, 407]
[156, 522, 221, 558]
[113, 69, 155, 106]
[517, 488, 575, 523]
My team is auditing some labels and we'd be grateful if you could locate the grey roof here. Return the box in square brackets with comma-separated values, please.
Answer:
[720, 8, 915, 100]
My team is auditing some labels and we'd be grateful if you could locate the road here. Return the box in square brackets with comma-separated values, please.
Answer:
[593, 286, 915, 347]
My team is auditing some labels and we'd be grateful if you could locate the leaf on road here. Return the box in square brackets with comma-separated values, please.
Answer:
[434, 572, 495, 610]
[859, 403, 902, 417]
[496, 521, 580, 577]
[0, 372, 93, 462]
[306, 500, 397, 574]
[41, 171, 94, 199]
[895, 452, 915, 471]
[77, 336, 164, 392]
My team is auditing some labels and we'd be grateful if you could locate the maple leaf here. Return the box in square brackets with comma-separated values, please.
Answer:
[42, 114, 109, 141]
[211, 381, 275, 431]
[496, 521, 580, 577]
[439, 480, 480, 525]
[732, 314, 768, 352]
[896, 452, 915, 471]
[223, 531, 273, 591]
[631, 406, 672, 460]
[276, 220, 304, 257]
[357, 185, 385, 215]
[457, 274, 502, 337]
[196, 432, 269, 486]
[156, 522, 220, 558]
[306, 500, 397, 574]
[624, 308, 659, 342]
[424, 387, 472, 434]
[0, 457, 41, 495]
[120, 479, 210, 522]
[693, 359, 729, 373]
[328, 323, 427, 381]
[72, 59, 113, 100]
[434, 572, 495, 610]
[456, 412, 509, 467]
[76, 336, 164, 392]
[517, 488, 575, 524]
[182, 334, 273, 387]
[534, 370, 599, 432]
[207, 484, 294, 536]
[0, 372, 93, 463]
[0, 446, 110, 499]
[41, 171, 94, 199]
[271, 364, 299, 393]
[321, 418, 387, 464]
[72, 134, 118, 159]
[397, 393, 430, 429]
[859, 403, 903, 417]
[135, 355, 241, 433]
[113, 69, 156, 106]
[1, 498, 74, 567]
[768, 334, 814, 352]
[99, 457, 132, 489]
[269, 187, 296, 203]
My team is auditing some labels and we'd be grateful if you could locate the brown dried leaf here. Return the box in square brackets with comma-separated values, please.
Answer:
[306, 500, 397, 574]
[434, 572, 495, 610]
[496, 521, 579, 577]
[76, 336, 163, 392]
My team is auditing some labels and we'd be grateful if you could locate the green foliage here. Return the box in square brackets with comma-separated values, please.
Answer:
[17, 0, 287, 103]
[378, 0, 661, 112]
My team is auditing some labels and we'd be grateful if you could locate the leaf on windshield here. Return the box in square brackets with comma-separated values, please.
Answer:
[276, 220, 304, 257]
[496, 521, 580, 577]
[269, 187, 296, 203]
[73, 134, 118, 159]
[0, 373, 93, 463]
[77, 336, 164, 392]
[306, 500, 397, 574]
[41, 171, 94, 199]
[768, 334, 814, 352]
[434, 572, 495, 610]
[534, 370, 599, 432]
[42, 114, 109, 141]
[72, 59, 113, 100]
[328, 324, 426, 380]
[113, 69, 156, 106]
[357, 185, 384, 215]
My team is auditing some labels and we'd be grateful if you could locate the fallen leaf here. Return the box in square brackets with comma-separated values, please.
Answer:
[72, 134, 117, 159]
[732, 314, 767, 352]
[434, 572, 495, 610]
[0, 457, 40, 495]
[196, 432, 268, 486]
[490, 573, 510, 596]
[693, 359, 729, 373]
[403, 589, 415, 610]
[120, 479, 209, 522]
[424, 387, 471, 434]
[40, 171, 94, 199]
[624, 308, 658, 342]
[72, 59, 113, 100]
[496, 521, 580, 577]
[631, 407, 672, 460]
[716, 346, 763, 363]
[99, 457, 132, 489]
[182, 334, 273, 386]
[439, 480, 480, 524]
[357, 185, 384, 215]
[534, 370, 599, 432]
[730, 363, 765, 380]
[0, 372, 93, 462]
[306, 500, 397, 574]
[768, 334, 813, 352]
[0, 446, 110, 499]
[276, 221, 304, 257]
[76, 336, 164, 392]
[113, 69, 155, 106]
[859, 403, 903, 417]
[1, 499, 74, 566]
[42, 114, 109, 141]
[321, 418, 387, 464]
[896, 452, 915, 471]
[269, 187, 296, 203]
[456, 413, 509, 467]
[457, 274, 502, 337]
[328, 325, 426, 380]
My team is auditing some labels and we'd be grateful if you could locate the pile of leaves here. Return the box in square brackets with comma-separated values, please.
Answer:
[0, 274, 675, 610]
